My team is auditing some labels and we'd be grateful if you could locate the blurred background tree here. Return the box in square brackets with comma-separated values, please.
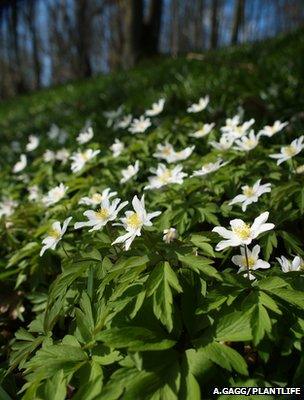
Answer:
[0, 0, 303, 99]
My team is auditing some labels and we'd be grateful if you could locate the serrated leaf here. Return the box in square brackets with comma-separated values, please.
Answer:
[146, 262, 182, 332]
[215, 309, 253, 342]
[44, 370, 66, 400]
[96, 326, 176, 351]
[176, 253, 219, 280]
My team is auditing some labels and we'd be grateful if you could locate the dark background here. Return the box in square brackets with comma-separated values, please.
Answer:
[0, 0, 303, 99]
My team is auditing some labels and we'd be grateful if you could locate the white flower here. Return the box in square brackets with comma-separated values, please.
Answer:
[145, 98, 165, 117]
[234, 130, 259, 151]
[79, 188, 117, 207]
[153, 142, 194, 163]
[191, 159, 227, 177]
[187, 96, 209, 113]
[120, 161, 139, 183]
[222, 119, 255, 139]
[170, 146, 195, 163]
[77, 127, 94, 144]
[28, 185, 40, 202]
[210, 135, 234, 151]
[276, 256, 304, 272]
[110, 139, 124, 158]
[163, 228, 178, 243]
[13, 154, 27, 173]
[112, 195, 161, 250]
[40, 217, 72, 256]
[296, 165, 304, 174]
[42, 183, 68, 207]
[0, 198, 18, 218]
[229, 179, 271, 212]
[144, 164, 187, 190]
[48, 124, 60, 140]
[104, 106, 123, 127]
[56, 148, 70, 164]
[26, 135, 39, 152]
[75, 198, 127, 232]
[70, 149, 100, 173]
[269, 136, 304, 165]
[232, 245, 270, 274]
[220, 115, 241, 133]
[258, 120, 288, 138]
[212, 211, 275, 251]
[114, 114, 132, 129]
[190, 123, 215, 138]
[153, 142, 175, 162]
[129, 116, 151, 134]
[209, 135, 234, 151]
[43, 150, 56, 162]
[47, 124, 68, 143]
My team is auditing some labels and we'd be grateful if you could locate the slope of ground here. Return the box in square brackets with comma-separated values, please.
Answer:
[0, 29, 304, 399]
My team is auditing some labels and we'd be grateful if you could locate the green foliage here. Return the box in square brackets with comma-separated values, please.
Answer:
[0, 30, 304, 399]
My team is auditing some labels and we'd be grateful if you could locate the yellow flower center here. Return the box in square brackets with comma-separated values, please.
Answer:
[92, 193, 103, 203]
[243, 186, 255, 197]
[162, 147, 172, 156]
[242, 256, 255, 269]
[284, 145, 296, 157]
[126, 212, 142, 229]
[82, 151, 90, 161]
[245, 139, 255, 147]
[96, 208, 109, 220]
[159, 170, 172, 183]
[48, 228, 61, 239]
[233, 223, 251, 240]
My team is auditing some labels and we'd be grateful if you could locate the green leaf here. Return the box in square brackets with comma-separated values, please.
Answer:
[146, 262, 182, 332]
[270, 288, 304, 309]
[251, 303, 271, 346]
[215, 309, 253, 342]
[73, 361, 103, 400]
[44, 370, 66, 400]
[261, 231, 277, 261]
[0, 386, 13, 400]
[96, 327, 176, 351]
[259, 291, 282, 315]
[197, 342, 248, 375]
[8, 242, 39, 267]
[24, 344, 88, 382]
[176, 253, 220, 280]
[190, 235, 215, 258]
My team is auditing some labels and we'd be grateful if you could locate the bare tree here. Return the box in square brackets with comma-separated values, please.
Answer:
[231, 0, 245, 44]
[25, 0, 41, 89]
[210, 0, 219, 49]
[75, 0, 92, 78]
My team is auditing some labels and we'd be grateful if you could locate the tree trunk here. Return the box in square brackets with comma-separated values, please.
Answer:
[10, 1, 26, 93]
[121, 0, 144, 68]
[75, 0, 92, 78]
[210, 0, 219, 49]
[142, 0, 163, 57]
[194, 0, 204, 50]
[27, 0, 41, 89]
[171, 0, 179, 57]
[231, 0, 245, 45]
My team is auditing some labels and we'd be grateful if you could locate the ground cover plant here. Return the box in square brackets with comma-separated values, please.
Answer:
[0, 30, 304, 399]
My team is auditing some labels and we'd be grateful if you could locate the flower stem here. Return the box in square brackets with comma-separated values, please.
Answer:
[244, 244, 250, 279]
[61, 242, 69, 258]
[291, 157, 297, 174]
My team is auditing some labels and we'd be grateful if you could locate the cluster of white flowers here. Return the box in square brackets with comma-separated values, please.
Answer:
[4, 94, 302, 280]
[153, 142, 195, 163]
[213, 212, 275, 280]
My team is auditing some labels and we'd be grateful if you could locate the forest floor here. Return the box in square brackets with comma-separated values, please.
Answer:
[0, 29, 304, 399]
